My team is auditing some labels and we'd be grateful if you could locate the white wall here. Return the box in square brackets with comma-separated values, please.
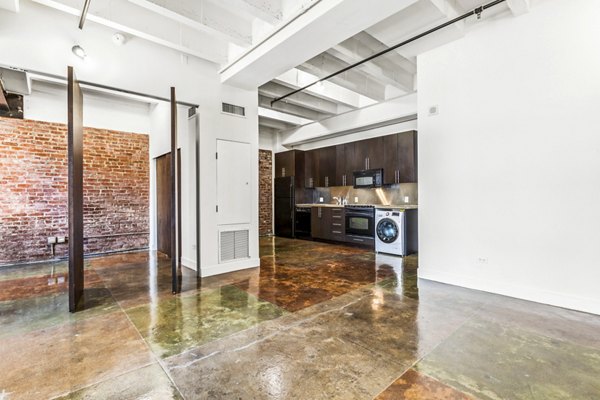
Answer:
[418, 0, 600, 314]
[1, 1, 260, 276]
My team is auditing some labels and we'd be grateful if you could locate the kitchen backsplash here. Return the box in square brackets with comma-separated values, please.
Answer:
[310, 183, 418, 205]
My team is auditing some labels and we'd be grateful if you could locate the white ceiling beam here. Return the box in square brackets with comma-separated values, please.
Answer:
[259, 81, 342, 115]
[298, 53, 388, 101]
[259, 94, 329, 121]
[338, 32, 416, 74]
[32, 0, 228, 64]
[0, 0, 19, 12]
[325, 48, 414, 93]
[127, 0, 253, 46]
[259, 106, 312, 126]
[259, 125, 277, 135]
[210, 0, 282, 25]
[506, 0, 530, 16]
[273, 69, 377, 109]
[259, 116, 296, 130]
[367, 0, 465, 60]
[220, 0, 420, 88]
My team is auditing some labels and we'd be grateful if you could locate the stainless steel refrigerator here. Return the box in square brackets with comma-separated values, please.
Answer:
[274, 176, 294, 238]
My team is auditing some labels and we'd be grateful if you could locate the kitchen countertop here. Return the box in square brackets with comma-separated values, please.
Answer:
[296, 203, 418, 210]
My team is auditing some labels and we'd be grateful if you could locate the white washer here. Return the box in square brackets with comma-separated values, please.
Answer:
[375, 208, 406, 256]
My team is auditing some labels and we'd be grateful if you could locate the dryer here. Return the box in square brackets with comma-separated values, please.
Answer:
[375, 208, 406, 256]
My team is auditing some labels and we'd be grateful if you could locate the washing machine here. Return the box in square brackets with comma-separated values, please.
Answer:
[375, 208, 406, 256]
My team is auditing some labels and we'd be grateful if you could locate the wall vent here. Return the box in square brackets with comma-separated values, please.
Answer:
[219, 229, 249, 262]
[222, 102, 245, 117]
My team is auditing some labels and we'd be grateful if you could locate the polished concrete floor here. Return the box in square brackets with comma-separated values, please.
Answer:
[1, 237, 600, 399]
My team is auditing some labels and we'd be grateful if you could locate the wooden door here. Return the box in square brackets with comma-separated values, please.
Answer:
[365, 137, 384, 170]
[156, 150, 181, 258]
[275, 150, 294, 178]
[304, 149, 317, 188]
[318, 146, 336, 187]
[335, 144, 345, 186]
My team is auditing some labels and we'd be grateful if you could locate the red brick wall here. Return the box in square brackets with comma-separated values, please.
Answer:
[259, 149, 272, 236]
[0, 117, 149, 265]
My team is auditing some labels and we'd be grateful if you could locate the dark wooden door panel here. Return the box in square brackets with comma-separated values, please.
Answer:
[383, 134, 399, 184]
[398, 131, 417, 183]
[67, 66, 84, 313]
[156, 152, 172, 257]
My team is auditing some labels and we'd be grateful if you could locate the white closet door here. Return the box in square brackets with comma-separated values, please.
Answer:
[216, 139, 251, 225]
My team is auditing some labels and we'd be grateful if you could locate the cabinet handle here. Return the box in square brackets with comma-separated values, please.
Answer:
[352, 237, 364, 242]
[332, 223, 342, 227]
[332, 230, 342, 234]
[325, 176, 329, 187]
[282, 167, 285, 177]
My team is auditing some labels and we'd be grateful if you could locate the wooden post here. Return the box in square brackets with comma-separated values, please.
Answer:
[67, 66, 84, 312]
[170, 87, 178, 293]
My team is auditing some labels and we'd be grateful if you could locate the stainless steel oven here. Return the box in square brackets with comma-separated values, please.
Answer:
[345, 205, 375, 237]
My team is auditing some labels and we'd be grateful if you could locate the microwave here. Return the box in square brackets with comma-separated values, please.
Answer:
[353, 169, 383, 188]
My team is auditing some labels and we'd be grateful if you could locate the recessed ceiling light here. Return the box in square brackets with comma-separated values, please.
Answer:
[112, 32, 126, 46]
[72, 45, 87, 60]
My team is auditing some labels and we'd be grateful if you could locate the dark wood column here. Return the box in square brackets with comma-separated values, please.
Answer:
[170, 87, 178, 293]
[67, 66, 84, 312]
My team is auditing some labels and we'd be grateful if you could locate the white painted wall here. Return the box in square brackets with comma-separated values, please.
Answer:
[1, 1, 259, 276]
[418, 0, 600, 314]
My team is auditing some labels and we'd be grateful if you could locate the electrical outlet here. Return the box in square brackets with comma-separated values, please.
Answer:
[47, 237, 57, 245]
[404, 196, 409, 203]
[57, 236, 66, 244]
[319, 197, 324, 203]
[354, 197, 359, 203]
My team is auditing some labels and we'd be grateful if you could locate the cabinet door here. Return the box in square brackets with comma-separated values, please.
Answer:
[274, 151, 294, 178]
[344, 142, 356, 186]
[310, 207, 328, 239]
[398, 131, 417, 183]
[335, 144, 345, 186]
[366, 137, 384, 170]
[318, 146, 336, 187]
[304, 150, 317, 188]
[354, 139, 369, 171]
[383, 134, 399, 184]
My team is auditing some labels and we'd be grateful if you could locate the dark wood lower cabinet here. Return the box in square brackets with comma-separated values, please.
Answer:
[309, 207, 373, 248]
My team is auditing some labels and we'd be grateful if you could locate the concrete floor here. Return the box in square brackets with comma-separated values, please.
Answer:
[1, 237, 600, 399]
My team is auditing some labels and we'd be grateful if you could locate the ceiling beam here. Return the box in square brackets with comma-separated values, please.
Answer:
[220, 0, 420, 88]
[209, 0, 282, 25]
[259, 94, 329, 121]
[507, 0, 530, 16]
[273, 69, 376, 109]
[297, 53, 388, 101]
[259, 81, 341, 115]
[0, 0, 19, 12]
[126, 0, 253, 46]
[259, 115, 296, 130]
[259, 106, 312, 126]
[31, 0, 228, 64]
[325, 48, 414, 93]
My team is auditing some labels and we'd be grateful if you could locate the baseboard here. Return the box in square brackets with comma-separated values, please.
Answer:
[418, 269, 600, 316]
[199, 258, 260, 277]
[181, 256, 197, 271]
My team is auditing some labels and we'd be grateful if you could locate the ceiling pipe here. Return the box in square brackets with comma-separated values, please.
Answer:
[271, 0, 507, 106]
[78, 0, 91, 29]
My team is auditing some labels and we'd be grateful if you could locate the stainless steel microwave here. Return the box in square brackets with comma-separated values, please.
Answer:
[353, 169, 383, 188]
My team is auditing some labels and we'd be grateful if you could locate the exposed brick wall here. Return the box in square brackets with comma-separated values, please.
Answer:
[0, 117, 149, 265]
[259, 149, 272, 236]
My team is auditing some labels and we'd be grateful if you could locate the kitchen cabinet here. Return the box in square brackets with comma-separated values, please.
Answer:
[318, 146, 336, 187]
[311, 206, 345, 241]
[354, 137, 383, 171]
[382, 131, 418, 184]
[275, 150, 305, 188]
[304, 149, 318, 188]
[335, 142, 355, 186]
[397, 131, 418, 183]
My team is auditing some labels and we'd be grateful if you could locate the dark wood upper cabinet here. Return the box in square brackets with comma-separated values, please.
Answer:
[304, 149, 318, 188]
[318, 146, 336, 187]
[383, 134, 399, 184]
[335, 142, 355, 186]
[397, 131, 417, 183]
[354, 137, 383, 171]
[275, 150, 305, 188]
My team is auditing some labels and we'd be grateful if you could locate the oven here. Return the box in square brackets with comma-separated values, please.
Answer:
[345, 205, 375, 237]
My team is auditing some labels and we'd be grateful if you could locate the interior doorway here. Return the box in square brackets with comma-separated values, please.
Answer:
[155, 149, 181, 260]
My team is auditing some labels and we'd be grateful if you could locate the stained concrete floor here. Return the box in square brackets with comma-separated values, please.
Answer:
[1, 237, 600, 399]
